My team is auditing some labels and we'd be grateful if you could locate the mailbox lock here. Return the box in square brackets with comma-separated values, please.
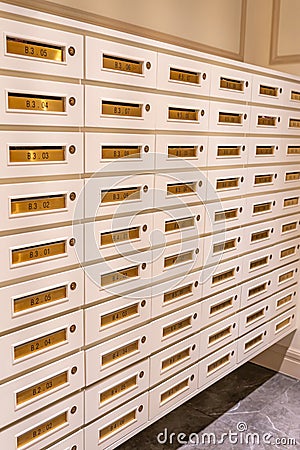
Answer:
[274, 173, 277, 179]
[139, 371, 145, 378]
[142, 263, 147, 270]
[292, 314, 295, 319]
[239, 207, 243, 212]
[201, 109, 205, 116]
[69, 238, 76, 246]
[190, 374, 195, 381]
[270, 254, 272, 259]
[279, 88, 282, 93]
[69, 145, 76, 154]
[196, 214, 201, 221]
[138, 405, 144, 412]
[198, 181, 202, 187]
[278, 117, 281, 122]
[244, 113, 247, 120]
[69, 97, 76, 106]
[70, 406, 77, 414]
[194, 281, 199, 287]
[141, 300, 146, 307]
[264, 331, 267, 336]
[144, 145, 149, 153]
[141, 336, 147, 343]
[238, 237, 241, 242]
[192, 344, 196, 351]
[294, 291, 297, 296]
[231, 351, 235, 356]
[241, 176, 244, 182]
[71, 446, 77, 450]
[200, 145, 204, 152]
[276, 146, 278, 150]
[195, 248, 199, 254]
[193, 313, 198, 319]
[143, 185, 149, 193]
[142, 224, 148, 232]
[273, 201, 276, 206]
[71, 366, 78, 375]
[242, 145, 245, 151]
[237, 266, 240, 272]
[245, 81, 249, 87]
[68, 46, 76, 56]
[145, 104, 151, 112]
[70, 324, 76, 333]
[70, 282, 77, 290]
[70, 192, 76, 201]
[202, 73, 207, 80]
[234, 295, 238, 300]
[266, 306, 269, 311]
[268, 280, 271, 285]
[271, 228, 274, 233]
[146, 61, 151, 70]
[233, 323, 236, 328]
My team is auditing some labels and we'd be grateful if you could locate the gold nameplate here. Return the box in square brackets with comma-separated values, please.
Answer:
[16, 371, 68, 406]
[168, 146, 197, 158]
[210, 297, 233, 315]
[253, 202, 272, 214]
[101, 146, 141, 159]
[14, 285, 67, 314]
[219, 112, 242, 124]
[103, 54, 143, 74]
[161, 348, 190, 371]
[257, 116, 276, 126]
[213, 239, 236, 254]
[259, 85, 278, 96]
[163, 317, 192, 337]
[287, 146, 300, 155]
[17, 411, 67, 448]
[276, 317, 291, 332]
[282, 222, 297, 233]
[208, 354, 230, 374]
[220, 77, 244, 91]
[101, 187, 140, 203]
[9, 146, 66, 163]
[251, 230, 270, 242]
[212, 268, 235, 285]
[11, 194, 66, 215]
[289, 118, 300, 128]
[256, 146, 274, 155]
[215, 208, 238, 222]
[102, 101, 142, 117]
[277, 294, 293, 308]
[168, 108, 198, 121]
[250, 256, 268, 270]
[216, 177, 239, 190]
[254, 174, 273, 185]
[99, 410, 136, 442]
[167, 182, 196, 195]
[246, 308, 265, 324]
[283, 197, 299, 207]
[161, 379, 189, 404]
[248, 282, 267, 298]
[280, 246, 296, 258]
[170, 68, 200, 84]
[279, 270, 294, 283]
[102, 341, 139, 366]
[101, 266, 139, 287]
[245, 334, 263, 351]
[209, 326, 232, 345]
[14, 329, 67, 360]
[8, 93, 65, 112]
[291, 90, 300, 101]
[100, 376, 137, 405]
[101, 227, 140, 246]
[164, 251, 193, 268]
[101, 303, 139, 327]
[163, 284, 193, 304]
[12, 240, 66, 265]
[165, 216, 194, 232]
[285, 172, 300, 181]
[217, 146, 240, 157]
[6, 37, 64, 62]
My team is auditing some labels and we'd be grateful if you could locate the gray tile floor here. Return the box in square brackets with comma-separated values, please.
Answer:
[117, 363, 299, 449]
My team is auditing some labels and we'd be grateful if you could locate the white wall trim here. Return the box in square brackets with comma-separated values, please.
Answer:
[252, 343, 300, 380]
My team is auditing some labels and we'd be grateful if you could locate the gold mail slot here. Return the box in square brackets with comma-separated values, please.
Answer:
[217, 146, 240, 157]
[101, 227, 140, 246]
[99, 410, 136, 442]
[168, 146, 197, 158]
[251, 229, 270, 242]
[250, 256, 268, 270]
[220, 77, 244, 91]
[9, 146, 66, 163]
[103, 54, 143, 74]
[11, 194, 66, 215]
[167, 182, 196, 195]
[245, 333, 263, 351]
[17, 411, 67, 448]
[216, 177, 239, 190]
[100, 376, 137, 405]
[14, 285, 67, 314]
[12, 240, 66, 265]
[170, 68, 200, 84]
[6, 36, 64, 62]
[276, 317, 291, 332]
[219, 112, 242, 124]
[212, 268, 235, 285]
[289, 118, 300, 128]
[259, 85, 278, 97]
[101, 266, 139, 287]
[164, 250, 193, 268]
[8, 93, 65, 112]
[277, 293, 293, 308]
[165, 216, 194, 232]
[246, 308, 265, 324]
[208, 353, 230, 374]
[161, 379, 189, 404]
[215, 208, 238, 222]
[163, 317, 192, 337]
[102, 101, 142, 117]
[282, 222, 297, 233]
[287, 146, 300, 155]
[254, 174, 273, 185]
[210, 297, 233, 316]
[291, 90, 300, 101]
[279, 270, 294, 283]
[168, 107, 199, 121]
[101, 303, 139, 327]
[162, 348, 190, 371]
[280, 246, 296, 258]
[256, 146, 274, 155]
[284, 197, 299, 207]
[102, 341, 139, 366]
[101, 146, 141, 159]
[257, 115, 277, 126]
[253, 202, 272, 214]
[101, 187, 140, 203]
[213, 239, 236, 254]
[163, 284, 193, 304]
[16, 371, 68, 406]
[285, 172, 300, 181]
[248, 282, 267, 298]
[209, 325, 232, 345]
[14, 328, 67, 360]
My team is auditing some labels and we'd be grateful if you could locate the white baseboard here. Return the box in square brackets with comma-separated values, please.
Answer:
[252, 342, 300, 380]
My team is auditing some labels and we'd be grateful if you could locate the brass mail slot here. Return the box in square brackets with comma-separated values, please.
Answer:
[219, 112, 242, 124]
[217, 146, 240, 157]
[161, 348, 190, 371]
[11, 194, 66, 215]
[248, 282, 267, 298]
[102, 101, 142, 117]
[209, 325, 232, 344]
[163, 317, 192, 337]
[216, 177, 239, 190]
[213, 239, 236, 254]
[14, 285, 67, 314]
[99, 410, 136, 442]
[251, 229, 270, 242]
[254, 174, 273, 185]
[164, 250, 193, 268]
[253, 202, 272, 214]
[283, 197, 299, 207]
[100, 375, 137, 405]
[102, 146, 141, 159]
[285, 172, 300, 181]
[287, 146, 300, 154]
[168, 107, 199, 121]
[17, 411, 67, 448]
[289, 118, 300, 128]
[14, 328, 67, 360]
[165, 216, 194, 232]
[215, 208, 238, 222]
[245, 333, 263, 351]
[210, 297, 233, 315]
[161, 379, 189, 404]
[170, 68, 200, 84]
[101, 303, 139, 327]
[102, 341, 139, 366]
[277, 294, 293, 308]
[167, 182, 196, 195]
[101, 227, 140, 246]
[282, 221, 297, 233]
[208, 353, 230, 374]
[291, 90, 300, 101]
[280, 246, 296, 258]
[12, 240, 66, 265]
[168, 146, 197, 158]
[9, 145, 66, 163]
[6, 36, 64, 62]
[163, 284, 193, 304]
[250, 256, 268, 270]
[246, 308, 265, 324]
[257, 115, 277, 126]
[16, 371, 68, 405]
[8, 93, 65, 112]
[101, 187, 140, 203]
[212, 268, 235, 285]
[279, 270, 294, 283]
[276, 317, 291, 332]
[101, 266, 139, 286]
[259, 85, 278, 96]
[256, 146, 274, 155]
[220, 77, 244, 91]
[103, 54, 143, 74]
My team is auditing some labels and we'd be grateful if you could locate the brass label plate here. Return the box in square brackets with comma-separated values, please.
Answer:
[284, 197, 299, 207]
[11, 195, 66, 215]
[250, 256, 268, 270]
[287, 146, 300, 154]
[16, 371, 68, 405]
[163, 284, 193, 304]
[168, 146, 197, 158]
[217, 146, 240, 157]
[289, 118, 300, 128]
[285, 172, 300, 181]
[257, 116, 276, 126]
[256, 146, 274, 155]
[163, 317, 192, 337]
[282, 222, 297, 233]
[216, 178, 239, 190]
[9, 146, 65, 163]
[251, 230, 270, 242]
[210, 297, 233, 315]
[17, 412, 67, 448]
[101, 146, 141, 159]
[254, 174, 273, 185]
[245, 334, 263, 351]
[279, 270, 294, 283]
[165, 216, 194, 232]
[253, 202, 272, 214]
[208, 354, 230, 373]
[6, 37, 64, 62]
[277, 294, 293, 308]
[259, 85, 278, 96]
[209, 325, 231, 344]
[215, 208, 238, 222]
[101, 303, 139, 327]
[8, 93, 65, 112]
[213, 239, 236, 254]
[276, 317, 291, 331]
[161, 379, 189, 404]
[219, 112, 242, 124]
[247, 308, 265, 324]
[249, 283, 267, 298]
[101, 187, 140, 203]
[280, 246, 296, 258]
[101, 227, 140, 246]
[170, 68, 199, 84]
[102, 101, 142, 117]
[102, 341, 139, 366]
[212, 269, 235, 284]
[167, 182, 196, 195]
[12, 241, 66, 265]
[101, 266, 139, 286]
[14, 329, 67, 360]
[100, 376, 137, 404]
[161, 348, 190, 371]
[220, 77, 244, 91]
[103, 54, 143, 74]
[168, 108, 198, 121]
[14, 285, 67, 314]
[164, 250, 193, 268]
[99, 410, 136, 441]
[291, 90, 300, 101]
